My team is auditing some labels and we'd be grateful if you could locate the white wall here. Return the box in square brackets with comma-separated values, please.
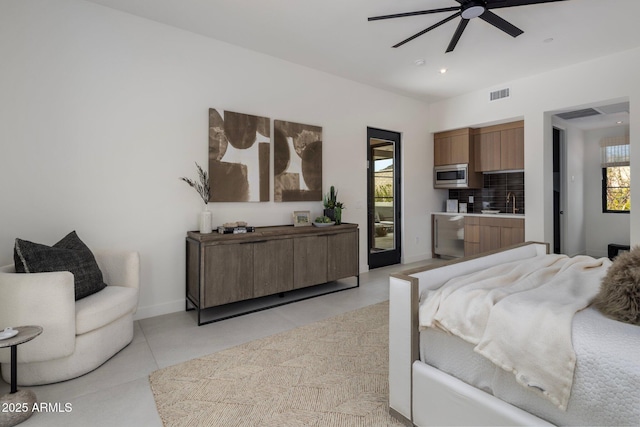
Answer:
[0, 0, 436, 319]
[428, 48, 640, 249]
[584, 126, 631, 257]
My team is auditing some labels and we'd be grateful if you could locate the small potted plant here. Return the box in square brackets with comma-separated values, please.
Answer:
[180, 162, 212, 233]
[323, 185, 345, 225]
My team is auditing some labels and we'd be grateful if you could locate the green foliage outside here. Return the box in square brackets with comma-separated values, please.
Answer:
[374, 183, 393, 202]
[606, 166, 631, 211]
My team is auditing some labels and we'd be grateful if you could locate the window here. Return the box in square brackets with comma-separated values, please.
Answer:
[601, 137, 630, 213]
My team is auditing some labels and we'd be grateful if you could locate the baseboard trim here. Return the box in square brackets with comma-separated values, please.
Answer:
[134, 299, 183, 321]
[402, 253, 431, 265]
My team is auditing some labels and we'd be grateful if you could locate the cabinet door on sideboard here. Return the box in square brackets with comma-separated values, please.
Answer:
[294, 235, 328, 289]
[203, 243, 254, 308]
[186, 224, 359, 319]
[253, 239, 294, 298]
[327, 230, 358, 282]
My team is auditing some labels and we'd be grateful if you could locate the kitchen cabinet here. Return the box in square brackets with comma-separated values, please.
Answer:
[433, 128, 483, 188]
[474, 121, 524, 172]
[477, 217, 524, 254]
[434, 128, 471, 166]
[500, 218, 526, 247]
[459, 215, 525, 257]
[464, 216, 481, 256]
[186, 224, 359, 325]
[500, 126, 525, 170]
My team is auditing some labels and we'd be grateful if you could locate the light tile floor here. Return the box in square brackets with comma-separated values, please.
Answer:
[0, 259, 442, 427]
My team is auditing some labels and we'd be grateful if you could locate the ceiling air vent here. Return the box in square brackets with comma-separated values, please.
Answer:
[490, 88, 510, 101]
[555, 108, 602, 120]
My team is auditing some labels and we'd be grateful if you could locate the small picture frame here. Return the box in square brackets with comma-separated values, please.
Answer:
[293, 210, 311, 227]
[446, 199, 459, 213]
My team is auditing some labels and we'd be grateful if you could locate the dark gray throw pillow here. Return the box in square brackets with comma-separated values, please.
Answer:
[14, 231, 107, 300]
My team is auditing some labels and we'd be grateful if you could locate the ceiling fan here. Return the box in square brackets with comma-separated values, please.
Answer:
[368, 0, 568, 52]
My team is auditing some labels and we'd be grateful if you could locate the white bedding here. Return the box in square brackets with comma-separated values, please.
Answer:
[419, 254, 611, 410]
[421, 307, 640, 426]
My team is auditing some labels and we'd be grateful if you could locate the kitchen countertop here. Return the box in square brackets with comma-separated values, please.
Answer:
[433, 212, 525, 219]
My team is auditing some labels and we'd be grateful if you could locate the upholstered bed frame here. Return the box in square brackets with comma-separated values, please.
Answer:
[389, 242, 553, 426]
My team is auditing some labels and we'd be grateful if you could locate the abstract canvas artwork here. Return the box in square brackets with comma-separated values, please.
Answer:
[209, 109, 270, 202]
[274, 120, 322, 202]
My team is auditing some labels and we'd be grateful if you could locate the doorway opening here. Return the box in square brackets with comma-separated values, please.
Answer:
[367, 127, 401, 269]
[553, 127, 564, 254]
[550, 99, 630, 257]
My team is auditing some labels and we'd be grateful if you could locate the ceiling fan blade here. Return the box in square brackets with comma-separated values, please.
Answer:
[368, 7, 459, 22]
[392, 12, 461, 48]
[446, 18, 469, 52]
[487, 0, 568, 9]
[479, 10, 523, 37]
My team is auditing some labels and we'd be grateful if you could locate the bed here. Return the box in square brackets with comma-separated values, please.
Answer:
[388, 242, 640, 426]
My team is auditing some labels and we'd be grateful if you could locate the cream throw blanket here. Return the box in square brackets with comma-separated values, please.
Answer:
[419, 254, 612, 410]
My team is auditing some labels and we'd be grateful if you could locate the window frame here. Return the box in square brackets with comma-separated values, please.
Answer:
[601, 166, 630, 214]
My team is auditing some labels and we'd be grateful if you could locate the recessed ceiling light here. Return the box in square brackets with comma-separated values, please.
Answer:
[440, 68, 448, 74]
[414, 59, 426, 66]
[617, 121, 624, 124]
[543, 38, 554, 43]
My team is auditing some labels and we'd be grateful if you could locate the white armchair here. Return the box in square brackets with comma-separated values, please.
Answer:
[0, 250, 139, 385]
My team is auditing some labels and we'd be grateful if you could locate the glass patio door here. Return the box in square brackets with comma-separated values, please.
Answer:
[367, 127, 401, 269]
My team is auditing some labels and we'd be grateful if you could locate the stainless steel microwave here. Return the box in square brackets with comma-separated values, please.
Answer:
[434, 164, 469, 188]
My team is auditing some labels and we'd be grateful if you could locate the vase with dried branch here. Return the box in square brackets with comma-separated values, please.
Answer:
[180, 162, 212, 233]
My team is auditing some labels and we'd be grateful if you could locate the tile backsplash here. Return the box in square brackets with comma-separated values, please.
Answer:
[448, 172, 524, 214]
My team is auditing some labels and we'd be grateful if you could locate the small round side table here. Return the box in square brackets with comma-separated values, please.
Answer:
[0, 326, 43, 427]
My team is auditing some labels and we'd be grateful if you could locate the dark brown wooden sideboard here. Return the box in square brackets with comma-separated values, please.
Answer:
[186, 223, 359, 325]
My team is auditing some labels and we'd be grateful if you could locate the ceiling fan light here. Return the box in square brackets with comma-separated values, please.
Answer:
[461, 5, 485, 19]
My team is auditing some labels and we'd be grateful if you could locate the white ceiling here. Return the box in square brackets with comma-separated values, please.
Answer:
[84, 0, 640, 103]
[553, 101, 630, 131]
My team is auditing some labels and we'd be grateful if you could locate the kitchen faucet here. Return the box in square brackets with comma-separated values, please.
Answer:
[506, 192, 518, 214]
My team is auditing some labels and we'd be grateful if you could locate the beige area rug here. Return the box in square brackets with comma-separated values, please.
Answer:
[149, 301, 405, 426]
